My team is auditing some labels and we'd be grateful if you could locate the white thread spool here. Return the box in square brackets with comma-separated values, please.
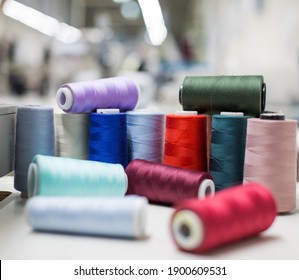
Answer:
[55, 113, 89, 159]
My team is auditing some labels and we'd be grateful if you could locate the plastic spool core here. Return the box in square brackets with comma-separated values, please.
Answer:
[260, 111, 285, 120]
[179, 84, 183, 105]
[198, 179, 215, 198]
[96, 108, 120, 114]
[172, 210, 204, 250]
[261, 83, 266, 112]
[175, 110, 198, 116]
[56, 88, 73, 110]
[220, 112, 244, 116]
[27, 163, 39, 197]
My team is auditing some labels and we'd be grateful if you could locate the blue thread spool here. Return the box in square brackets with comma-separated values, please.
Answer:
[27, 195, 148, 238]
[126, 110, 165, 163]
[27, 154, 127, 197]
[14, 105, 55, 197]
[88, 109, 128, 168]
[209, 113, 249, 191]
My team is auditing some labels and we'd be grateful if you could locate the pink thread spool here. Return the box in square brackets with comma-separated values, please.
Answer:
[243, 112, 297, 213]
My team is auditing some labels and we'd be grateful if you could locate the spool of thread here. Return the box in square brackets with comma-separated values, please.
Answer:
[56, 77, 139, 113]
[171, 182, 277, 253]
[179, 75, 266, 117]
[55, 112, 89, 159]
[209, 113, 249, 191]
[14, 105, 55, 196]
[126, 110, 165, 163]
[125, 159, 215, 205]
[163, 111, 208, 171]
[88, 110, 128, 168]
[27, 155, 127, 197]
[26, 195, 148, 239]
[243, 112, 297, 213]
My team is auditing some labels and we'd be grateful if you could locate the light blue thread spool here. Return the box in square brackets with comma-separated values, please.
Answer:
[26, 195, 148, 238]
[27, 155, 127, 197]
[14, 105, 55, 197]
[126, 110, 166, 163]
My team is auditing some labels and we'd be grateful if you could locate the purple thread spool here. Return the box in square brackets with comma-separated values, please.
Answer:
[56, 77, 139, 113]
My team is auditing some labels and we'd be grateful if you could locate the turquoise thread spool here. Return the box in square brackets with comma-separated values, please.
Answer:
[179, 75, 266, 117]
[209, 113, 249, 191]
[27, 155, 127, 197]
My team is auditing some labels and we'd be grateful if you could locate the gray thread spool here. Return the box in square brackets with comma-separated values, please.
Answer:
[14, 105, 55, 197]
[55, 113, 89, 159]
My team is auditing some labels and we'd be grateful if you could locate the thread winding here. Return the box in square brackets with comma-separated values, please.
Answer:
[179, 75, 266, 117]
[171, 182, 277, 253]
[55, 112, 89, 159]
[26, 195, 148, 239]
[56, 77, 139, 113]
[14, 105, 55, 195]
[125, 159, 215, 205]
[126, 111, 165, 163]
[209, 113, 249, 191]
[27, 155, 127, 197]
[88, 112, 128, 168]
[164, 113, 208, 171]
[243, 117, 297, 213]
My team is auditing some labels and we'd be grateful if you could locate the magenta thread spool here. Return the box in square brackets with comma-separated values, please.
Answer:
[56, 77, 139, 113]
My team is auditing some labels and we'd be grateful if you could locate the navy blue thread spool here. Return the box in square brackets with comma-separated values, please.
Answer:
[209, 112, 249, 191]
[88, 109, 128, 168]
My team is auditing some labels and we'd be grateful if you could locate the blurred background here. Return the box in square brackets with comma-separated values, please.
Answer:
[0, 0, 299, 116]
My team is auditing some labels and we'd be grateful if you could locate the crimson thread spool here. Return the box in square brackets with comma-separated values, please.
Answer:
[163, 111, 208, 171]
[125, 159, 215, 205]
[171, 182, 277, 254]
[243, 112, 297, 213]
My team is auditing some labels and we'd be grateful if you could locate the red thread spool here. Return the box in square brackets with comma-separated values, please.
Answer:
[125, 159, 215, 205]
[163, 112, 208, 171]
[171, 182, 277, 253]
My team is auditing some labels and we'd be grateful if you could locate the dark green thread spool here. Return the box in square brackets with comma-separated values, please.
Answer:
[209, 113, 249, 191]
[179, 75, 266, 117]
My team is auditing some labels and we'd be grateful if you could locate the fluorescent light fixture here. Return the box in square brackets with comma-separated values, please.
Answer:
[3, 0, 82, 44]
[138, 0, 167, 46]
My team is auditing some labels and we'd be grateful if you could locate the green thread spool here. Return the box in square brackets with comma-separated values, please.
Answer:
[209, 113, 249, 191]
[179, 75, 266, 117]
[27, 155, 127, 197]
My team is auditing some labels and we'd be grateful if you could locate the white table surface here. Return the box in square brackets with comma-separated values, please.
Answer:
[1, 175, 299, 260]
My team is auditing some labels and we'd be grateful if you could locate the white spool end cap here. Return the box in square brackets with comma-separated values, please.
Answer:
[220, 112, 244, 116]
[96, 108, 120, 114]
[198, 179, 215, 199]
[27, 163, 39, 197]
[56, 87, 73, 111]
[175, 111, 198, 116]
[172, 210, 204, 250]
